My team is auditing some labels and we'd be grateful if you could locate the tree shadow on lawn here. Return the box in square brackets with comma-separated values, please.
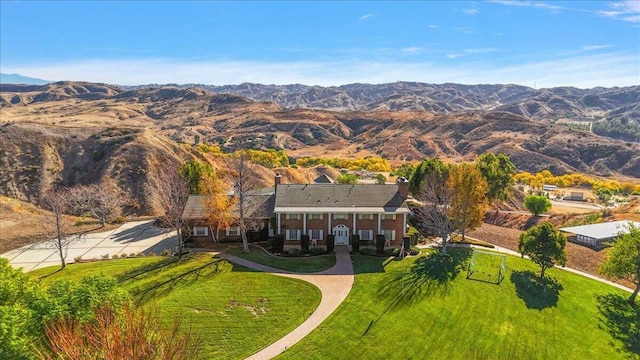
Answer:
[129, 259, 223, 305]
[597, 293, 640, 355]
[375, 248, 471, 311]
[510, 270, 563, 310]
[116, 256, 180, 282]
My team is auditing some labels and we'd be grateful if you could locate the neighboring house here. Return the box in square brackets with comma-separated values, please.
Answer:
[567, 191, 586, 201]
[182, 174, 411, 247]
[314, 173, 335, 184]
[560, 220, 640, 248]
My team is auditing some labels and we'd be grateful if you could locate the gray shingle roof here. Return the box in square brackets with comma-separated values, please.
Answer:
[274, 184, 408, 213]
[182, 192, 274, 220]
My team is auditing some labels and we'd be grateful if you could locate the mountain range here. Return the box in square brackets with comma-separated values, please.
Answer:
[1, 81, 639, 213]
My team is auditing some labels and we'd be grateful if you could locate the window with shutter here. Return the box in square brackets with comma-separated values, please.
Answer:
[358, 229, 373, 240]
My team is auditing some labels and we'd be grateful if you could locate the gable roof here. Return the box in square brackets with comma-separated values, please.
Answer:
[314, 174, 335, 184]
[182, 192, 275, 220]
[274, 184, 409, 214]
[560, 220, 640, 240]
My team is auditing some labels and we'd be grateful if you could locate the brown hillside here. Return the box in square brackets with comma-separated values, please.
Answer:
[0, 123, 193, 214]
[2, 83, 638, 178]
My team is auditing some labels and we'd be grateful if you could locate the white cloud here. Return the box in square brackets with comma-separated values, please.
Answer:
[401, 47, 422, 54]
[462, 8, 479, 15]
[600, 1, 640, 22]
[446, 54, 463, 59]
[358, 14, 373, 23]
[2, 52, 638, 88]
[454, 27, 476, 34]
[427, 25, 440, 29]
[489, 1, 564, 11]
[581, 44, 612, 51]
[464, 48, 500, 54]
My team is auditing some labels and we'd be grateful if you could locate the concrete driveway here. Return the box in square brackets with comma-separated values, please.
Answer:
[1, 220, 178, 272]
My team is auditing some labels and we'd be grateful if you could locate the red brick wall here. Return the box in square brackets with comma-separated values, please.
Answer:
[278, 212, 406, 244]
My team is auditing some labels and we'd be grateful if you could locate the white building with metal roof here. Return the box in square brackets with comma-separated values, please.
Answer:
[560, 220, 640, 248]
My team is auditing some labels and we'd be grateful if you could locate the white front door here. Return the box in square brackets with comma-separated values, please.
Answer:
[334, 225, 350, 245]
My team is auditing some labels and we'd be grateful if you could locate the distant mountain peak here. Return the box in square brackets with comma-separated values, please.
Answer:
[0, 73, 51, 85]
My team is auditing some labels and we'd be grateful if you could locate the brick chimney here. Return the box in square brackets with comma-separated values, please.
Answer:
[397, 177, 409, 198]
[275, 173, 282, 188]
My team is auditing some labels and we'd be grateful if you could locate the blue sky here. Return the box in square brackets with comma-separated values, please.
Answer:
[1, 1, 639, 88]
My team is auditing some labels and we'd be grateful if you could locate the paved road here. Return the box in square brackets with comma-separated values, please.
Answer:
[1, 220, 178, 272]
[218, 245, 354, 360]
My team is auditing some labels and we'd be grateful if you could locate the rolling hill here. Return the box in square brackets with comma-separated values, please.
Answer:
[1, 81, 639, 215]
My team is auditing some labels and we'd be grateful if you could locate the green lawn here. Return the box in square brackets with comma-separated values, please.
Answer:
[226, 245, 336, 273]
[277, 248, 638, 360]
[30, 254, 322, 360]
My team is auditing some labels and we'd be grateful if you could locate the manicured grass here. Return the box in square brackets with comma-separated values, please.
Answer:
[277, 248, 637, 360]
[226, 245, 336, 273]
[30, 254, 322, 360]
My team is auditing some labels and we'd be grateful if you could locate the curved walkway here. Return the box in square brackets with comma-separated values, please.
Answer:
[217, 245, 354, 360]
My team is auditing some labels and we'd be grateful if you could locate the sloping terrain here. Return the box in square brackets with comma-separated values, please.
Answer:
[2, 82, 638, 178]
[0, 123, 194, 214]
[123, 82, 640, 135]
[1, 82, 639, 218]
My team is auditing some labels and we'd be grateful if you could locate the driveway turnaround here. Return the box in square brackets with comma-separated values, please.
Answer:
[218, 245, 355, 360]
[2, 220, 178, 272]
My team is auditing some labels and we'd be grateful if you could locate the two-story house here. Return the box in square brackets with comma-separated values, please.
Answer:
[183, 174, 411, 247]
[274, 174, 410, 246]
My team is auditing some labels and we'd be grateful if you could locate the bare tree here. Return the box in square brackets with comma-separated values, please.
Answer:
[156, 165, 190, 258]
[41, 188, 82, 269]
[413, 170, 456, 255]
[68, 182, 131, 227]
[229, 155, 262, 252]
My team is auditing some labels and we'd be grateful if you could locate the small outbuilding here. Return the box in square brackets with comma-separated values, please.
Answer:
[560, 220, 640, 248]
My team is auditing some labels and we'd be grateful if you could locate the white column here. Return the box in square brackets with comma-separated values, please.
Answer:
[277, 213, 281, 234]
[353, 213, 357, 235]
[303, 213, 307, 234]
[377, 214, 382, 235]
[403, 213, 407, 237]
[328, 213, 332, 235]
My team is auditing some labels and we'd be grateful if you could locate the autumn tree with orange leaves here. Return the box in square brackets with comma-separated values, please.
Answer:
[200, 172, 236, 243]
[448, 163, 489, 241]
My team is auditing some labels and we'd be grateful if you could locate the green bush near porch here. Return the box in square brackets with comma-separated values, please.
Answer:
[226, 245, 336, 273]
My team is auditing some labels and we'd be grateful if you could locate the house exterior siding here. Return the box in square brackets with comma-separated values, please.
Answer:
[182, 176, 411, 248]
[278, 212, 407, 244]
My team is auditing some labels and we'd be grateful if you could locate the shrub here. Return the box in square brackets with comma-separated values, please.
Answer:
[326, 235, 335, 253]
[73, 256, 83, 263]
[287, 248, 300, 256]
[301, 235, 310, 254]
[129, 253, 137, 258]
[111, 216, 126, 224]
[101, 254, 109, 260]
[385, 248, 400, 257]
[160, 249, 171, 257]
[309, 247, 326, 256]
[359, 248, 377, 256]
[409, 247, 421, 256]
[40, 305, 201, 360]
[376, 235, 386, 255]
[351, 235, 360, 252]
[273, 235, 285, 253]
